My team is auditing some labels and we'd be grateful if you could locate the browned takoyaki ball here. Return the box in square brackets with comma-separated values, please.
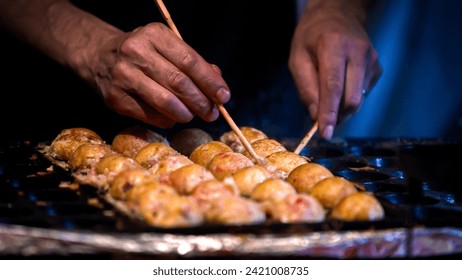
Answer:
[286, 163, 334, 194]
[330, 192, 385, 221]
[207, 151, 254, 180]
[166, 163, 215, 194]
[111, 125, 168, 158]
[189, 140, 233, 167]
[96, 154, 140, 175]
[67, 142, 116, 171]
[310, 176, 358, 208]
[53, 127, 102, 140]
[204, 196, 266, 225]
[220, 126, 268, 153]
[264, 151, 309, 179]
[242, 138, 287, 161]
[168, 128, 213, 157]
[231, 165, 273, 197]
[125, 180, 177, 206]
[109, 168, 156, 200]
[137, 190, 204, 228]
[263, 193, 325, 223]
[74, 154, 141, 189]
[49, 128, 103, 161]
[191, 179, 239, 212]
[250, 178, 296, 202]
[149, 154, 193, 177]
[94, 154, 141, 184]
[134, 142, 178, 168]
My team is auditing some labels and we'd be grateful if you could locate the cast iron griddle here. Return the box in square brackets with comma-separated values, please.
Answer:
[1, 138, 461, 257]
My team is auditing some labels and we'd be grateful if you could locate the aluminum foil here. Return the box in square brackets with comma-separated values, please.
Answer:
[1, 224, 461, 258]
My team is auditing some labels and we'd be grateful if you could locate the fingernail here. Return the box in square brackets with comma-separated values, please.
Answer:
[309, 104, 317, 119]
[216, 87, 230, 104]
[211, 106, 219, 120]
[321, 125, 334, 140]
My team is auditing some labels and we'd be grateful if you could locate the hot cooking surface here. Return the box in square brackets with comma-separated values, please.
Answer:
[1, 138, 462, 235]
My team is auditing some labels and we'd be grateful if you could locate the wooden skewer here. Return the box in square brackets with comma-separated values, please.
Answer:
[216, 105, 266, 165]
[154, 0, 266, 165]
[154, 0, 183, 40]
[293, 120, 318, 155]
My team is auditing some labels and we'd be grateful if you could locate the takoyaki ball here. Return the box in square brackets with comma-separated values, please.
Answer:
[73, 154, 139, 189]
[189, 140, 233, 167]
[137, 190, 204, 228]
[263, 193, 325, 223]
[231, 165, 273, 197]
[191, 179, 239, 212]
[168, 128, 213, 157]
[49, 128, 103, 161]
[67, 142, 116, 171]
[93, 154, 141, 187]
[250, 178, 296, 202]
[53, 127, 102, 139]
[166, 163, 215, 194]
[205, 196, 266, 225]
[125, 180, 177, 206]
[310, 176, 358, 208]
[96, 154, 140, 176]
[242, 139, 287, 162]
[265, 151, 309, 179]
[149, 154, 193, 177]
[286, 163, 334, 194]
[109, 168, 156, 200]
[330, 192, 385, 221]
[111, 125, 168, 158]
[134, 142, 178, 168]
[219, 126, 268, 153]
[207, 152, 255, 180]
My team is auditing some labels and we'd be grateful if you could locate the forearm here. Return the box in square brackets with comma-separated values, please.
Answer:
[0, 0, 122, 83]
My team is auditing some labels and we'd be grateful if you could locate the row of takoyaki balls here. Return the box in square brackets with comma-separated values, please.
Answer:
[45, 125, 384, 228]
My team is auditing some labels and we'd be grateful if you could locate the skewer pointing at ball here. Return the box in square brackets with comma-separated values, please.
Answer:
[293, 121, 318, 155]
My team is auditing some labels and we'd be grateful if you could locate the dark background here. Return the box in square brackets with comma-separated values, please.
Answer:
[1, 0, 462, 146]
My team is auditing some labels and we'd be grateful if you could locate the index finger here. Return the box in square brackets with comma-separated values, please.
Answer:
[317, 45, 346, 139]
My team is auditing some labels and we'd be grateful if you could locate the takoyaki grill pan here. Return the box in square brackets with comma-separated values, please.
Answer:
[1, 138, 462, 258]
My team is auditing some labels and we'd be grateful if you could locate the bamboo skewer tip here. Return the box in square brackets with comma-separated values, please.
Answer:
[293, 121, 318, 155]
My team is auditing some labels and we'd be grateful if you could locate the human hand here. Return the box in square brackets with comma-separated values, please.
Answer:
[87, 23, 230, 128]
[289, 0, 382, 139]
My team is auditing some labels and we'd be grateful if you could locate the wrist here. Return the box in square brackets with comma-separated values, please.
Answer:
[305, 0, 370, 25]
[57, 6, 122, 88]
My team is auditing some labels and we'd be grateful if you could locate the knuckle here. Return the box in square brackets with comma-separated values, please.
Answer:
[118, 38, 141, 56]
[140, 22, 165, 37]
[111, 62, 129, 78]
[325, 77, 343, 94]
[195, 99, 212, 116]
[178, 51, 198, 69]
[166, 69, 189, 91]
[345, 94, 362, 110]
[353, 38, 371, 54]
[153, 90, 172, 108]
[319, 31, 343, 47]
